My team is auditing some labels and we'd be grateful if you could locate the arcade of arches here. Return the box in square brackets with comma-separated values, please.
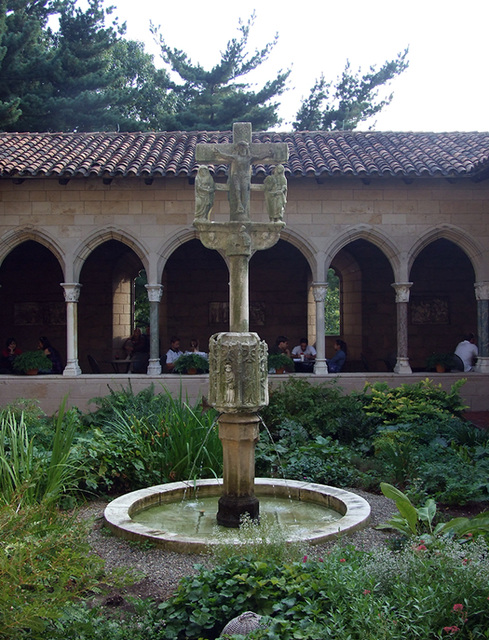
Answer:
[0, 231, 483, 377]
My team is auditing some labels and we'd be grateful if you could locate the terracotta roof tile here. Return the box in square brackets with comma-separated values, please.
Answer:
[0, 130, 488, 180]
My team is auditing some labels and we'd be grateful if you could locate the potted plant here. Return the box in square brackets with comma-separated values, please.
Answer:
[268, 353, 295, 374]
[12, 350, 52, 375]
[173, 353, 209, 374]
[425, 352, 455, 373]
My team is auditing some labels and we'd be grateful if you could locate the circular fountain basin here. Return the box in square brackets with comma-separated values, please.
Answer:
[104, 478, 371, 553]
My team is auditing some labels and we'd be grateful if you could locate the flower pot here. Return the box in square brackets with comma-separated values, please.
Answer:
[435, 363, 446, 373]
[275, 367, 286, 374]
[187, 368, 198, 375]
[25, 369, 39, 375]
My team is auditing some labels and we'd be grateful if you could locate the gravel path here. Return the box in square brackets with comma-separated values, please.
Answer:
[80, 488, 398, 602]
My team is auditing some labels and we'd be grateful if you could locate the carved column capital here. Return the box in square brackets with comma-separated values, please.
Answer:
[61, 282, 81, 303]
[145, 284, 163, 303]
[312, 282, 328, 303]
[474, 281, 489, 301]
[391, 282, 412, 303]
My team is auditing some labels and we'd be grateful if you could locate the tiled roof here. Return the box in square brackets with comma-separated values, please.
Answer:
[0, 130, 488, 180]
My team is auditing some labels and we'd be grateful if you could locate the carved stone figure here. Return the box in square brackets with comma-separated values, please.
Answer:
[194, 166, 215, 220]
[224, 363, 235, 404]
[264, 164, 287, 222]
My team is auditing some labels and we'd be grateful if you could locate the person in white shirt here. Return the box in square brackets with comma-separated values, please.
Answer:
[292, 338, 317, 361]
[454, 333, 478, 372]
[165, 336, 183, 372]
[292, 337, 316, 371]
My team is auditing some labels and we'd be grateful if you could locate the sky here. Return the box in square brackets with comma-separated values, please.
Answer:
[110, 0, 489, 132]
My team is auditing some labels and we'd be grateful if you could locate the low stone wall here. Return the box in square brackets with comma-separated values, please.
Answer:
[0, 371, 487, 416]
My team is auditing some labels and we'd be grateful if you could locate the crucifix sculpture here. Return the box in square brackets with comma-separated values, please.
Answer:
[194, 122, 288, 527]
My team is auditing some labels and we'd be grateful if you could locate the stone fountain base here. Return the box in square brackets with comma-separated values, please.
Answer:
[104, 478, 371, 553]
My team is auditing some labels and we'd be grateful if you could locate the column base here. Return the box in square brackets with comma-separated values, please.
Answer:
[474, 357, 489, 373]
[217, 494, 259, 528]
[147, 359, 162, 375]
[394, 357, 412, 374]
[63, 360, 82, 376]
[314, 359, 329, 375]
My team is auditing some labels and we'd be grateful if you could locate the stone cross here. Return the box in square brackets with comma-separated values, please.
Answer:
[193, 122, 288, 528]
[195, 122, 288, 221]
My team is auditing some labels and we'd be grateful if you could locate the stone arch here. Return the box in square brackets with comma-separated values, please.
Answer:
[73, 227, 149, 282]
[277, 227, 318, 279]
[0, 226, 66, 275]
[156, 227, 201, 277]
[408, 229, 479, 368]
[408, 224, 485, 280]
[325, 224, 402, 281]
[321, 226, 398, 370]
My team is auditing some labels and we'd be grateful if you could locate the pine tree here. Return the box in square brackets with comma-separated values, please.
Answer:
[154, 13, 289, 131]
[293, 49, 409, 131]
[0, 0, 54, 130]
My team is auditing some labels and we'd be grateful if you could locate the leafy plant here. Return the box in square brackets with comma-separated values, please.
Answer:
[12, 350, 52, 374]
[377, 482, 489, 542]
[173, 353, 209, 374]
[426, 352, 457, 370]
[267, 353, 295, 372]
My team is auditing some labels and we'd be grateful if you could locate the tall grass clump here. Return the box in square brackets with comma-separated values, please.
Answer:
[0, 398, 81, 508]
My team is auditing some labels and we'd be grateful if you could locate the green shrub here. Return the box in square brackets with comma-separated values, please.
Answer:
[153, 540, 489, 640]
[261, 378, 373, 442]
[360, 378, 467, 425]
[83, 384, 172, 428]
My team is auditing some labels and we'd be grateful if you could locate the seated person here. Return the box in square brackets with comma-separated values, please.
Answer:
[326, 339, 347, 373]
[165, 336, 183, 372]
[269, 335, 291, 358]
[292, 337, 316, 371]
[185, 338, 208, 359]
[0, 337, 22, 373]
[125, 327, 149, 373]
[454, 333, 478, 372]
[38, 336, 63, 374]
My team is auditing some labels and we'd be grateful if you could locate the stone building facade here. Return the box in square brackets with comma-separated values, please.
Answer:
[0, 129, 488, 381]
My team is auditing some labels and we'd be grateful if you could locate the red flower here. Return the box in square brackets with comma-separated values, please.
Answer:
[443, 626, 460, 634]
[452, 604, 464, 612]
[302, 555, 308, 563]
[415, 544, 427, 551]
[363, 589, 371, 595]
[339, 558, 346, 562]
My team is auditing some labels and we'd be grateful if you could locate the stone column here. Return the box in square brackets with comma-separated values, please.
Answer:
[391, 282, 412, 374]
[474, 282, 489, 373]
[312, 283, 328, 374]
[61, 283, 82, 376]
[145, 284, 163, 375]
